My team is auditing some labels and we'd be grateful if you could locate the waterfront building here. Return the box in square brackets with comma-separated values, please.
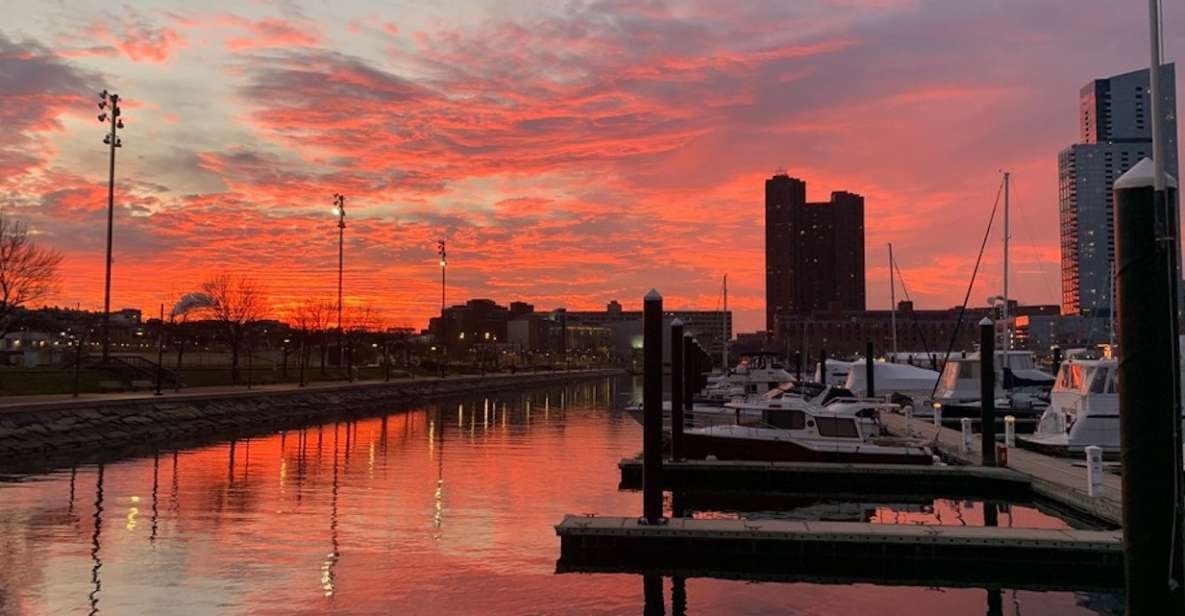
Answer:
[773, 301, 1060, 361]
[765, 173, 865, 331]
[566, 300, 732, 366]
[1058, 64, 1178, 316]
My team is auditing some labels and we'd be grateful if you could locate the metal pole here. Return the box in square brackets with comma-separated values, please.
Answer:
[101, 96, 118, 362]
[641, 289, 664, 525]
[683, 331, 694, 412]
[818, 347, 826, 383]
[337, 222, 344, 371]
[154, 303, 164, 396]
[979, 317, 996, 466]
[1149, 2, 1185, 600]
[671, 320, 685, 462]
[722, 274, 728, 373]
[1115, 159, 1185, 613]
[889, 243, 897, 356]
[1002, 172, 1010, 350]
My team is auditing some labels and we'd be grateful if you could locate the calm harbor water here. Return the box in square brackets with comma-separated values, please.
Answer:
[0, 377, 1121, 615]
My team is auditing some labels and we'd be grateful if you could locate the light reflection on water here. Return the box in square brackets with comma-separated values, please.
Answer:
[0, 377, 1121, 615]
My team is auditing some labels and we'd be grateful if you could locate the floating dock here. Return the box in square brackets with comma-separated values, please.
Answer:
[555, 515, 1123, 591]
[618, 458, 1032, 502]
[878, 412, 1123, 525]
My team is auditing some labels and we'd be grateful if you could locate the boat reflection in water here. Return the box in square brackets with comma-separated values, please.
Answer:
[0, 377, 1120, 615]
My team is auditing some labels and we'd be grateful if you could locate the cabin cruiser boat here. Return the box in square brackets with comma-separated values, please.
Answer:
[1020, 358, 1117, 455]
[1022, 353, 1185, 456]
[724, 383, 891, 435]
[697, 354, 792, 403]
[924, 351, 1053, 428]
[681, 401, 934, 465]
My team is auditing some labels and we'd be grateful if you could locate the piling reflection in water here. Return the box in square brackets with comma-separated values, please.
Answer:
[0, 378, 1122, 615]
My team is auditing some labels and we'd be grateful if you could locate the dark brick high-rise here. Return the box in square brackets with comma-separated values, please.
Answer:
[765, 173, 865, 331]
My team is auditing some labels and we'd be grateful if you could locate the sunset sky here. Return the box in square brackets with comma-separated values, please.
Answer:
[3, 0, 1183, 332]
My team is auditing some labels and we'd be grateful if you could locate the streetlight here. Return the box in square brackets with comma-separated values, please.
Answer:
[334, 193, 346, 373]
[97, 89, 125, 362]
[438, 239, 446, 376]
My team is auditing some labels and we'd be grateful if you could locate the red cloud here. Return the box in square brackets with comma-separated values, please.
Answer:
[80, 20, 186, 63]
[220, 16, 324, 51]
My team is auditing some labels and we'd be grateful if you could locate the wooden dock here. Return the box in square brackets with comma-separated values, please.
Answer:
[556, 515, 1123, 591]
[618, 458, 1032, 502]
[879, 412, 1123, 525]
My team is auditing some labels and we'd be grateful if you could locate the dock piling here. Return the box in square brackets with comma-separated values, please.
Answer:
[818, 348, 826, 383]
[670, 320, 685, 462]
[865, 341, 875, 398]
[961, 418, 973, 453]
[1114, 159, 1185, 612]
[1005, 415, 1016, 448]
[683, 332, 694, 412]
[641, 289, 665, 525]
[979, 317, 996, 466]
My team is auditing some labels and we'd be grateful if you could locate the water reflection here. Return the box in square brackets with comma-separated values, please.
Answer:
[88, 464, 104, 615]
[0, 378, 1121, 615]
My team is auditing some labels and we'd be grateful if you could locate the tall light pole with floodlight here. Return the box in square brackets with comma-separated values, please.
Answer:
[334, 193, 346, 370]
[438, 239, 446, 375]
[97, 89, 125, 362]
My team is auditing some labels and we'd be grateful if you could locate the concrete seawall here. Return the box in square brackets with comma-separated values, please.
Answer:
[0, 369, 620, 464]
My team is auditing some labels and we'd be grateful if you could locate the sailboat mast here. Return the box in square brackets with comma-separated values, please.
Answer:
[1002, 171, 1011, 350]
[889, 243, 898, 357]
[722, 274, 728, 373]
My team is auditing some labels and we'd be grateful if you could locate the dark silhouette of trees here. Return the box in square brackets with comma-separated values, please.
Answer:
[200, 274, 264, 384]
[0, 214, 62, 335]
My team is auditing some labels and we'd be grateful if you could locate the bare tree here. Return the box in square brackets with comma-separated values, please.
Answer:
[200, 274, 265, 384]
[293, 298, 332, 384]
[0, 214, 63, 334]
[343, 304, 377, 381]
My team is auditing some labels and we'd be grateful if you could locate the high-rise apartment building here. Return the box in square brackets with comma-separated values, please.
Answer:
[765, 173, 865, 331]
[1059, 65, 1178, 315]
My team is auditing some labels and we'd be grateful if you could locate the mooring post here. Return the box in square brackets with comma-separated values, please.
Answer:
[979, 317, 996, 466]
[683, 332, 694, 412]
[1086, 445, 1103, 497]
[1114, 158, 1185, 612]
[904, 404, 913, 436]
[641, 289, 665, 525]
[933, 404, 942, 429]
[1004, 415, 1016, 448]
[670, 320, 685, 462]
[960, 418, 973, 453]
[865, 341, 875, 399]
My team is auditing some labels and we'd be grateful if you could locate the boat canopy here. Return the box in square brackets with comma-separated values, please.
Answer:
[844, 360, 941, 396]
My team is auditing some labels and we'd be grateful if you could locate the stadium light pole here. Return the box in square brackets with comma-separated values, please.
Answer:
[438, 240, 447, 376]
[333, 193, 346, 372]
[97, 89, 124, 362]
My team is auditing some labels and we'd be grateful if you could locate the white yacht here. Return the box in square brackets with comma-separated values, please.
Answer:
[1021, 358, 1117, 455]
[682, 400, 933, 465]
[925, 351, 1053, 424]
[697, 354, 792, 402]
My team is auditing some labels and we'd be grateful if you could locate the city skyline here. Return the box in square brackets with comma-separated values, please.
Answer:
[5, 1, 1185, 333]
